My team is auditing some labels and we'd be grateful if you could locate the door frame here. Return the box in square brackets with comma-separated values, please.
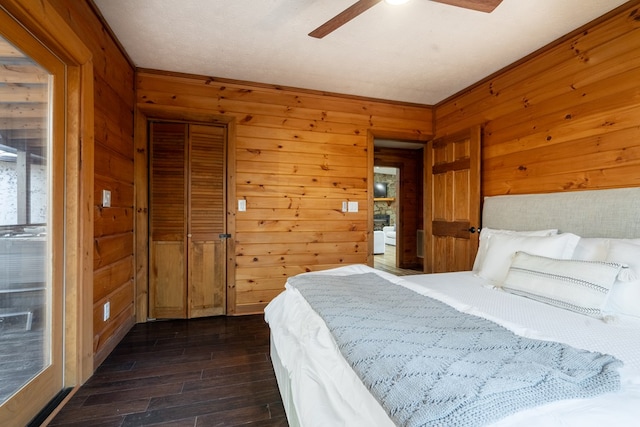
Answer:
[134, 105, 237, 321]
[368, 131, 430, 267]
[0, 1, 94, 423]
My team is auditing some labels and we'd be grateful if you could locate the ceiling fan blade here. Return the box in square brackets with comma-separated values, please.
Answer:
[309, 0, 384, 39]
[431, 0, 503, 13]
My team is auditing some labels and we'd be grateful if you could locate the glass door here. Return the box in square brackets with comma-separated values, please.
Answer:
[0, 16, 65, 425]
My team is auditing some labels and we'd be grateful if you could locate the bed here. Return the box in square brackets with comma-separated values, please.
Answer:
[264, 187, 640, 427]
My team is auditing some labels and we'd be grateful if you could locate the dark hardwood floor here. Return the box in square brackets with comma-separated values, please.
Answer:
[49, 315, 287, 427]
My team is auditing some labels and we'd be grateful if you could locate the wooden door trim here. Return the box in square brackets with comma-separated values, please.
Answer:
[134, 104, 236, 322]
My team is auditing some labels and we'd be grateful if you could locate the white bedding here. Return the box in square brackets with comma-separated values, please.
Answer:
[265, 264, 640, 427]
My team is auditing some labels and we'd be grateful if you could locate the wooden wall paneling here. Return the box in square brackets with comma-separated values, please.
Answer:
[436, 2, 640, 197]
[92, 280, 134, 354]
[137, 70, 431, 122]
[483, 68, 640, 154]
[45, 0, 136, 369]
[93, 256, 134, 302]
[136, 70, 433, 314]
[436, 5, 640, 132]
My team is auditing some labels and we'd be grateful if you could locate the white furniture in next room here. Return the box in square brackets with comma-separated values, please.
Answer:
[383, 226, 396, 246]
[374, 230, 385, 254]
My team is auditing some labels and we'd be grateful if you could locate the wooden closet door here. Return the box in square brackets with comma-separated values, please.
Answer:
[188, 124, 226, 317]
[149, 122, 188, 318]
[150, 122, 227, 319]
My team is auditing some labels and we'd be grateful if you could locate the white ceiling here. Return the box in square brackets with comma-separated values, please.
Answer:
[93, 0, 628, 105]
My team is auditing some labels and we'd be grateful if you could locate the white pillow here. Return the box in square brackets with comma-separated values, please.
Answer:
[478, 232, 580, 284]
[503, 252, 623, 318]
[472, 227, 558, 272]
[604, 240, 640, 318]
[572, 238, 610, 261]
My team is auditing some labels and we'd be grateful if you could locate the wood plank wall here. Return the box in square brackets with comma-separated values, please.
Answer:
[136, 70, 433, 314]
[436, 2, 640, 197]
[49, 0, 136, 366]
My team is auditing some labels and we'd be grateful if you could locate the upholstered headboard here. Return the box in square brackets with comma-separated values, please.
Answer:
[482, 187, 640, 239]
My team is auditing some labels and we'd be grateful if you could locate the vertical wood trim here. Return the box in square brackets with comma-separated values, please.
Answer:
[134, 109, 149, 323]
[424, 142, 433, 273]
[66, 61, 95, 384]
[226, 119, 237, 315]
[367, 131, 375, 266]
[468, 124, 482, 267]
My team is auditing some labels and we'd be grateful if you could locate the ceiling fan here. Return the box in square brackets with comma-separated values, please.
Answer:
[309, 0, 503, 38]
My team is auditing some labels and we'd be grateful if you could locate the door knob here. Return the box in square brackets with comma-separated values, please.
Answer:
[468, 227, 477, 233]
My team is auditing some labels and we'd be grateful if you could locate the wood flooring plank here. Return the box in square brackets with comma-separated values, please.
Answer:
[147, 379, 279, 411]
[201, 360, 275, 379]
[121, 389, 281, 426]
[82, 383, 185, 406]
[48, 417, 126, 427]
[49, 398, 150, 424]
[194, 403, 275, 426]
[179, 370, 278, 394]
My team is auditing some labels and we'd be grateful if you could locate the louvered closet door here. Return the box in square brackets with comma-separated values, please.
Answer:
[150, 122, 188, 318]
[150, 122, 227, 319]
[188, 124, 226, 317]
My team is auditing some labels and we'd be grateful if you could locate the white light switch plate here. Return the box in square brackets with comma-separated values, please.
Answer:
[347, 201, 358, 212]
[102, 190, 111, 208]
[342, 201, 348, 212]
[238, 199, 247, 212]
[103, 301, 110, 321]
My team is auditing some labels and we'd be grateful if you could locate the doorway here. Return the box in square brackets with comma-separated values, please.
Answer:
[372, 139, 425, 275]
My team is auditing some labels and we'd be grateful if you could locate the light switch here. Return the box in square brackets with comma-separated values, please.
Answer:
[347, 201, 358, 212]
[103, 301, 110, 321]
[238, 199, 247, 212]
[342, 201, 348, 212]
[102, 190, 111, 208]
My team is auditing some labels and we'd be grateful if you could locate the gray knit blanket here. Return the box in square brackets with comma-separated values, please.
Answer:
[288, 272, 622, 427]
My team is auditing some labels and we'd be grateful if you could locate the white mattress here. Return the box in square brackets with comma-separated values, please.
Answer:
[264, 264, 640, 427]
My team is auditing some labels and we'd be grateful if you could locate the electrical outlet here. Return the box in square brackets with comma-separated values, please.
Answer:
[102, 189, 111, 208]
[103, 301, 110, 321]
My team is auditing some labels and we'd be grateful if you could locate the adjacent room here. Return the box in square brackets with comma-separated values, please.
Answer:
[1, 0, 639, 425]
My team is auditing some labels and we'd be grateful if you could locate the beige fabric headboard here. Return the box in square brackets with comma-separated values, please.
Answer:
[482, 187, 640, 239]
